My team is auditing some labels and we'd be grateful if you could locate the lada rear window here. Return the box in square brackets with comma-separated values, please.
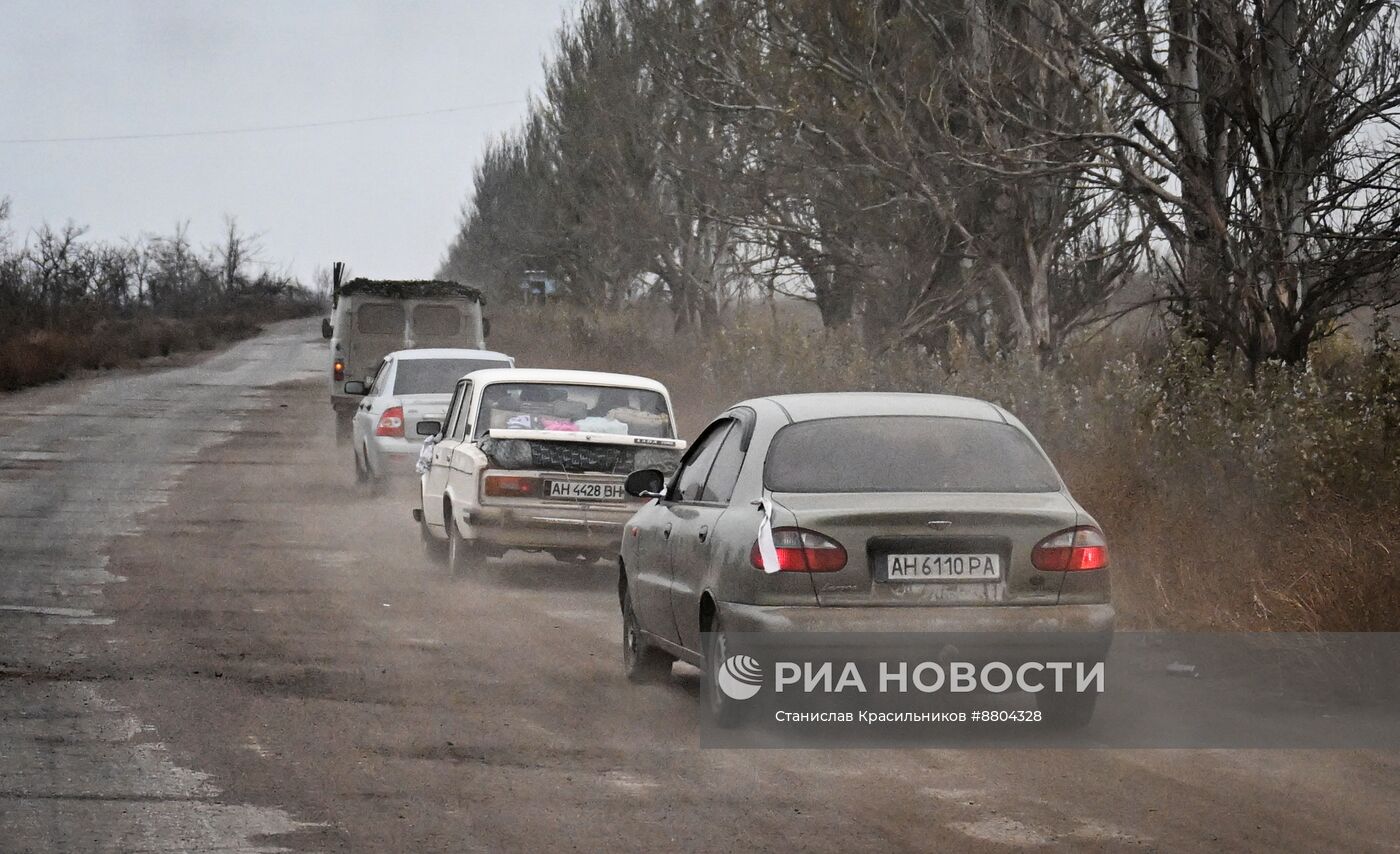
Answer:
[475, 383, 673, 438]
[765, 416, 1061, 493]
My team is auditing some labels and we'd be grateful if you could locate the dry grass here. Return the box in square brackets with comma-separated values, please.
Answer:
[0, 305, 316, 392]
[491, 302, 1400, 631]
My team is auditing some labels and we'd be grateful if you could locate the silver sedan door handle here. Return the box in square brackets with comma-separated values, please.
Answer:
[663, 523, 672, 539]
[698, 525, 709, 543]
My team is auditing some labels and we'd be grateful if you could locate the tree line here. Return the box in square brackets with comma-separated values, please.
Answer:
[441, 0, 1400, 367]
[0, 199, 308, 338]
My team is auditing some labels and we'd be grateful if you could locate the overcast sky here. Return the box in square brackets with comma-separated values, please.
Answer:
[0, 1, 573, 284]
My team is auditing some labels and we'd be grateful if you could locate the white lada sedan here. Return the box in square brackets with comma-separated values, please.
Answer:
[414, 368, 685, 574]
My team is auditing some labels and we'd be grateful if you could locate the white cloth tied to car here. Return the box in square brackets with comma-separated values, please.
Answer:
[416, 435, 438, 476]
[756, 495, 780, 574]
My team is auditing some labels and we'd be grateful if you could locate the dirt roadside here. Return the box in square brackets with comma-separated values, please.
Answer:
[90, 376, 1400, 853]
[97, 377, 891, 852]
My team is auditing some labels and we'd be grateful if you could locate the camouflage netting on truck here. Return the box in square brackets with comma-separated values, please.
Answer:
[479, 437, 682, 476]
[338, 278, 486, 302]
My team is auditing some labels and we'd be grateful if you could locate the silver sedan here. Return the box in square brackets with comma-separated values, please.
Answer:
[345, 347, 514, 490]
[618, 392, 1113, 725]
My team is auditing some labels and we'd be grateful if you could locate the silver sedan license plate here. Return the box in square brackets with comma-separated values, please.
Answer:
[545, 480, 625, 501]
[886, 553, 1001, 582]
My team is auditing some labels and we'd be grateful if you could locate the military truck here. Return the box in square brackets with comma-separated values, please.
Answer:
[321, 263, 490, 444]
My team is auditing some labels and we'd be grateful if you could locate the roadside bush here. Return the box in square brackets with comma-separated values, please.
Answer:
[0, 305, 316, 393]
[0, 210, 321, 393]
[492, 304, 1400, 631]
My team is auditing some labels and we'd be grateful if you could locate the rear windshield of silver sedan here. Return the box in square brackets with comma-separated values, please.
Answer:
[393, 359, 510, 395]
[765, 416, 1061, 493]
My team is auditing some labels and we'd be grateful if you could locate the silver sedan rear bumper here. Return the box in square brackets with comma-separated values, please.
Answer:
[719, 601, 1114, 635]
[716, 602, 1114, 665]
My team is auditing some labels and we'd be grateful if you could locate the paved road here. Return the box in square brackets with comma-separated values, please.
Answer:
[2, 319, 1399, 852]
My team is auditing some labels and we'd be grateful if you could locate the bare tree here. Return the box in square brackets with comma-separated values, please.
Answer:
[217, 216, 264, 296]
[441, 0, 1400, 366]
[1058, 0, 1400, 363]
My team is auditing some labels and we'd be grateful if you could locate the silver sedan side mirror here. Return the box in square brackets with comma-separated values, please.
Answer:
[625, 468, 666, 498]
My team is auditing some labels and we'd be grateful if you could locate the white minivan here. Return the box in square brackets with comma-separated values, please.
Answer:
[323, 277, 490, 444]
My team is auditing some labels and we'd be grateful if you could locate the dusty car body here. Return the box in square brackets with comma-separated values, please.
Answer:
[617, 392, 1113, 725]
[343, 347, 514, 488]
[415, 368, 685, 572]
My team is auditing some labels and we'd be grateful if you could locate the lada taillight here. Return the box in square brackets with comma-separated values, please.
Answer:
[484, 474, 538, 498]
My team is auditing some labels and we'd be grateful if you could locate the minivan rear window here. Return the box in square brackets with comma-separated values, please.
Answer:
[393, 359, 510, 395]
[765, 416, 1061, 493]
[412, 304, 463, 336]
[355, 304, 404, 334]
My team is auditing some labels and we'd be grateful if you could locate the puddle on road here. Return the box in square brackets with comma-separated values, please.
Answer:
[0, 604, 99, 619]
[4, 450, 63, 462]
[0, 603, 113, 624]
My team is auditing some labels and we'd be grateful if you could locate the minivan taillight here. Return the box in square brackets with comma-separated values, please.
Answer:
[1032, 527, 1108, 571]
[333, 359, 345, 381]
[375, 406, 404, 438]
[750, 527, 847, 572]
